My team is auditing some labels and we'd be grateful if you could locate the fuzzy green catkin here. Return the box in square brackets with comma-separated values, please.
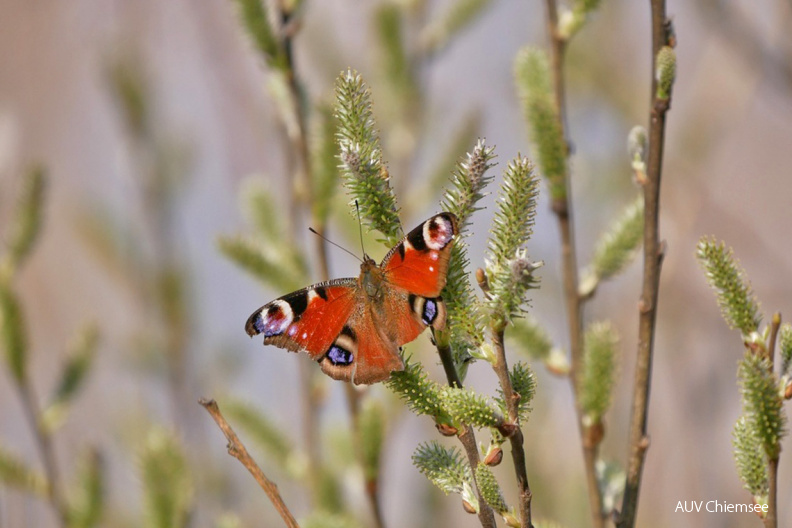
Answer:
[0, 443, 47, 496]
[439, 140, 496, 366]
[359, 399, 385, 482]
[232, 0, 285, 70]
[441, 387, 503, 429]
[696, 237, 762, 336]
[0, 284, 27, 383]
[420, 0, 494, 55]
[487, 251, 541, 330]
[474, 463, 508, 514]
[141, 429, 193, 528]
[778, 323, 792, 378]
[579, 321, 620, 423]
[732, 416, 769, 498]
[311, 106, 341, 225]
[4, 166, 46, 274]
[508, 316, 553, 360]
[67, 449, 104, 528]
[386, 361, 449, 421]
[655, 46, 676, 100]
[413, 442, 471, 495]
[485, 156, 540, 327]
[514, 48, 567, 200]
[334, 70, 401, 245]
[499, 361, 536, 423]
[738, 353, 786, 460]
[488, 156, 539, 267]
[222, 400, 293, 463]
[375, 4, 415, 108]
[41, 324, 99, 433]
[217, 235, 307, 293]
[582, 196, 644, 295]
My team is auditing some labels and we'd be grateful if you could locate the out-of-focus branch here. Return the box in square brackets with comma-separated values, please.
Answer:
[618, 1, 673, 526]
[200, 398, 300, 528]
[542, 1, 604, 525]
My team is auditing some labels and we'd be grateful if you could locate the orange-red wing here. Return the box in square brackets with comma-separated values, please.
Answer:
[381, 213, 457, 297]
[245, 280, 358, 361]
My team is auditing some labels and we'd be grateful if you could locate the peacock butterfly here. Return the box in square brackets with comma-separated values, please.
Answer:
[245, 212, 458, 385]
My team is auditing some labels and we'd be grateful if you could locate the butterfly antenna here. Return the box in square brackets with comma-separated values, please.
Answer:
[355, 200, 367, 258]
[308, 227, 362, 263]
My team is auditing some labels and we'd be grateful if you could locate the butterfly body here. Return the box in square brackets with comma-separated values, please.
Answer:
[246, 213, 458, 384]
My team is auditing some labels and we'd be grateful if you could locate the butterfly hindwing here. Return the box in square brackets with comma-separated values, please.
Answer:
[381, 212, 458, 298]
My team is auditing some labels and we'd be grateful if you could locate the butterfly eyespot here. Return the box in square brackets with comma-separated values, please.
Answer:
[422, 299, 438, 325]
[247, 300, 294, 337]
[423, 214, 455, 251]
[326, 344, 354, 365]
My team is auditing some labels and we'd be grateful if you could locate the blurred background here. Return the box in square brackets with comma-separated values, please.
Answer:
[1, 0, 791, 527]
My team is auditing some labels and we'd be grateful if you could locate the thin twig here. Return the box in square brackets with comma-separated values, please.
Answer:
[491, 328, 533, 528]
[763, 312, 781, 528]
[542, 0, 604, 525]
[16, 378, 67, 526]
[200, 398, 300, 528]
[435, 339, 497, 528]
[766, 457, 779, 528]
[617, 1, 672, 526]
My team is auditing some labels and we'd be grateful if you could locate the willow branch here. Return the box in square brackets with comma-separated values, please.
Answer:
[617, 1, 671, 526]
[18, 379, 68, 527]
[200, 398, 300, 528]
[435, 340, 496, 528]
[542, 0, 604, 525]
[491, 328, 533, 528]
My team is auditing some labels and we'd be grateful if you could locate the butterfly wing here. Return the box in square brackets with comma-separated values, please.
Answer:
[245, 279, 403, 384]
[246, 279, 358, 361]
[380, 212, 458, 299]
[374, 212, 457, 346]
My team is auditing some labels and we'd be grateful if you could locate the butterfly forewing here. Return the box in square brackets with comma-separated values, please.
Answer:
[381, 212, 457, 298]
[246, 280, 358, 361]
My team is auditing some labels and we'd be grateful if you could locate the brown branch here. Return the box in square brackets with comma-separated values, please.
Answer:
[434, 337, 497, 528]
[617, 1, 672, 526]
[200, 398, 300, 528]
[491, 328, 533, 528]
[542, 0, 604, 525]
[18, 379, 68, 527]
[765, 456, 779, 528]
